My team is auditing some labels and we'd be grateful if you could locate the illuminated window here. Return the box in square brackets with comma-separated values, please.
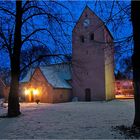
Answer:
[80, 35, 85, 43]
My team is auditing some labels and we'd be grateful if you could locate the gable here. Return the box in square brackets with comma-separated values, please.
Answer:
[73, 6, 104, 32]
[73, 6, 113, 41]
[20, 64, 72, 89]
[31, 68, 47, 84]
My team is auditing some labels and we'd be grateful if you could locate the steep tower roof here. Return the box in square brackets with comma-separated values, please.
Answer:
[73, 5, 113, 40]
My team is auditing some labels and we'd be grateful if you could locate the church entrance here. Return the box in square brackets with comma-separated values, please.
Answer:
[85, 88, 91, 101]
[30, 91, 34, 102]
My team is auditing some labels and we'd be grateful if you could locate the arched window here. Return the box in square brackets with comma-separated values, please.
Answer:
[90, 33, 94, 40]
[80, 35, 85, 43]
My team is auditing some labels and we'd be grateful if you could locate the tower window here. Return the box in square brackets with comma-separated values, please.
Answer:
[90, 33, 94, 40]
[80, 35, 85, 43]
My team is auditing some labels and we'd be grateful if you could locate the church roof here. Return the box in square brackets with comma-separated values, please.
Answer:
[20, 63, 72, 89]
[20, 68, 35, 83]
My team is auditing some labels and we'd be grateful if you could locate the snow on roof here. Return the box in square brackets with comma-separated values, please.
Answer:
[20, 68, 35, 83]
[20, 64, 72, 89]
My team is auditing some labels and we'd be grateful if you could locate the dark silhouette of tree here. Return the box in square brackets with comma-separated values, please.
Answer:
[0, 0, 72, 117]
[131, 1, 140, 127]
[20, 45, 52, 80]
[119, 56, 132, 79]
[115, 70, 127, 80]
[7, 1, 22, 117]
[95, 1, 140, 128]
[21, 46, 51, 67]
[90, 1, 132, 68]
[0, 67, 11, 85]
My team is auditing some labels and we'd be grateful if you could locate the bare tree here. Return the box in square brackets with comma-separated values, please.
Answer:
[131, 1, 140, 127]
[0, 0, 73, 117]
[92, 0, 140, 128]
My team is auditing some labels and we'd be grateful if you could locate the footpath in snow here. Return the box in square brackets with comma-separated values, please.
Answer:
[0, 99, 134, 139]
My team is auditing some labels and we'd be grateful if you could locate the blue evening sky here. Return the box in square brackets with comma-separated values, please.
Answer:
[0, 1, 132, 73]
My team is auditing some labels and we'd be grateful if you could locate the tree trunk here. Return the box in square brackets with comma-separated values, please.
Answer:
[131, 1, 140, 127]
[8, 0, 22, 117]
[8, 64, 21, 117]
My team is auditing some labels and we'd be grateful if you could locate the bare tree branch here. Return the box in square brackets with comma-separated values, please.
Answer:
[20, 53, 70, 73]
[0, 6, 15, 16]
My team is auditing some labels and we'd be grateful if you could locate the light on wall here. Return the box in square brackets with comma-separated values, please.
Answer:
[24, 88, 40, 96]
[33, 89, 39, 95]
[25, 89, 30, 95]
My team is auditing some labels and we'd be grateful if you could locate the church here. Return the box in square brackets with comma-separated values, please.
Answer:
[3, 6, 115, 102]
[72, 6, 115, 101]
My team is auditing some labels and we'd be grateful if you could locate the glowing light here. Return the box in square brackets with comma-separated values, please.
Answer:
[24, 87, 40, 97]
[25, 89, 30, 95]
[33, 89, 39, 95]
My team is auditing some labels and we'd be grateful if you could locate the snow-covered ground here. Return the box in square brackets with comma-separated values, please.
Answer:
[0, 99, 134, 139]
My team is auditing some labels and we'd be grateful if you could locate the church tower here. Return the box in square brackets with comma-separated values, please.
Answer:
[72, 6, 115, 101]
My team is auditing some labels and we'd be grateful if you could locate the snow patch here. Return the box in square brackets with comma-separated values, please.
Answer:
[0, 100, 134, 139]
